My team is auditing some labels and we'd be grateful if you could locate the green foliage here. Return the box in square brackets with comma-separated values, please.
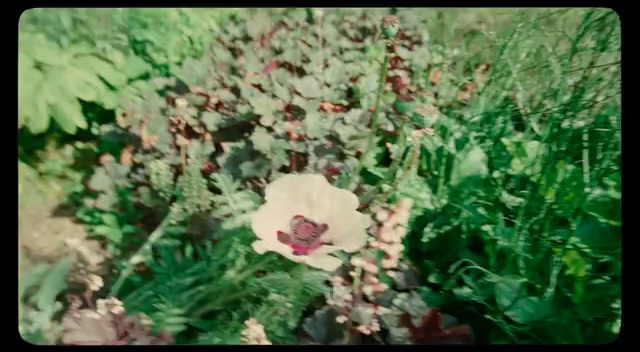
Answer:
[19, 7, 620, 346]
[19, 258, 73, 344]
[403, 8, 621, 344]
[18, 29, 150, 135]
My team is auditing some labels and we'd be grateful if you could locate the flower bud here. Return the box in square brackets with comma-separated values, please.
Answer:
[376, 209, 390, 222]
[356, 324, 372, 335]
[351, 257, 364, 267]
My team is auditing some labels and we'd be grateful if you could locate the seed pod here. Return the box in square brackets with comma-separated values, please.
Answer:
[381, 16, 399, 39]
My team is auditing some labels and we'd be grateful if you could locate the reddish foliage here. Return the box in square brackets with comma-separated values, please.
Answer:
[203, 161, 216, 175]
[401, 309, 472, 345]
[320, 101, 348, 113]
[120, 145, 135, 165]
[390, 55, 405, 69]
[389, 74, 409, 93]
[262, 60, 280, 75]
[429, 70, 443, 85]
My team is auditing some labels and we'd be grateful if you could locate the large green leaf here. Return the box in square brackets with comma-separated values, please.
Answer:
[494, 275, 526, 310]
[575, 215, 620, 254]
[249, 94, 281, 126]
[46, 82, 88, 134]
[31, 257, 73, 311]
[504, 297, 550, 324]
[122, 55, 152, 79]
[19, 55, 44, 130]
[19, 33, 72, 66]
[20, 70, 50, 134]
[74, 55, 128, 88]
[49, 67, 101, 102]
[293, 76, 323, 99]
[19, 263, 51, 299]
[450, 145, 488, 186]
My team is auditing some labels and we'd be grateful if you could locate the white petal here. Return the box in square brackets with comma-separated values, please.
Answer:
[265, 173, 326, 203]
[327, 185, 360, 212]
[264, 174, 331, 219]
[324, 212, 370, 253]
[304, 254, 343, 272]
[251, 202, 302, 256]
[251, 240, 268, 254]
[309, 245, 341, 257]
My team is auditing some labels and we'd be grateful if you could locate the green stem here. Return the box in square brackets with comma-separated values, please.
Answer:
[581, 129, 591, 192]
[109, 214, 172, 297]
[371, 142, 420, 208]
[192, 286, 264, 318]
[386, 117, 408, 176]
[347, 46, 390, 190]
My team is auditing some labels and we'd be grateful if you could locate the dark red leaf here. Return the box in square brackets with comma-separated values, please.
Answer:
[262, 60, 280, 75]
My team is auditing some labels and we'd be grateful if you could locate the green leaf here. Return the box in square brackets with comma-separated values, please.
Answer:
[20, 33, 72, 66]
[19, 263, 52, 299]
[450, 145, 488, 186]
[201, 112, 224, 132]
[563, 250, 589, 277]
[31, 257, 73, 311]
[273, 81, 291, 101]
[494, 275, 526, 310]
[20, 67, 50, 134]
[293, 76, 323, 99]
[122, 55, 152, 79]
[302, 111, 330, 139]
[250, 127, 276, 154]
[502, 137, 545, 176]
[240, 159, 270, 179]
[249, 94, 281, 126]
[575, 215, 619, 254]
[98, 90, 120, 110]
[302, 306, 345, 344]
[50, 67, 103, 102]
[453, 286, 480, 302]
[47, 93, 87, 134]
[74, 55, 128, 88]
[504, 297, 549, 324]
[396, 171, 436, 211]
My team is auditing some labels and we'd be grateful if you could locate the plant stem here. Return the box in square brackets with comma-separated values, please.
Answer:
[343, 266, 363, 344]
[192, 286, 264, 318]
[109, 214, 172, 297]
[371, 142, 420, 208]
[346, 46, 390, 190]
[186, 253, 276, 312]
[581, 129, 591, 192]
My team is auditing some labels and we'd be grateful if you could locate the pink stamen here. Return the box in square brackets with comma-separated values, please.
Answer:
[278, 215, 330, 256]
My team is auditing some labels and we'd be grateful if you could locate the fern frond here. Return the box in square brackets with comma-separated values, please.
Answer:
[210, 173, 261, 229]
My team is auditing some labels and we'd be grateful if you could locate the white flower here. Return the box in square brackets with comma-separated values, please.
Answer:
[251, 174, 371, 271]
[86, 274, 104, 292]
[175, 97, 188, 108]
[241, 318, 271, 345]
[96, 297, 125, 316]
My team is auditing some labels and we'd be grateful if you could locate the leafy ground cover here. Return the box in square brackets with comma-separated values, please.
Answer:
[18, 8, 621, 345]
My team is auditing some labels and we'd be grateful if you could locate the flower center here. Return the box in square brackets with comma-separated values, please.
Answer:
[277, 215, 330, 256]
